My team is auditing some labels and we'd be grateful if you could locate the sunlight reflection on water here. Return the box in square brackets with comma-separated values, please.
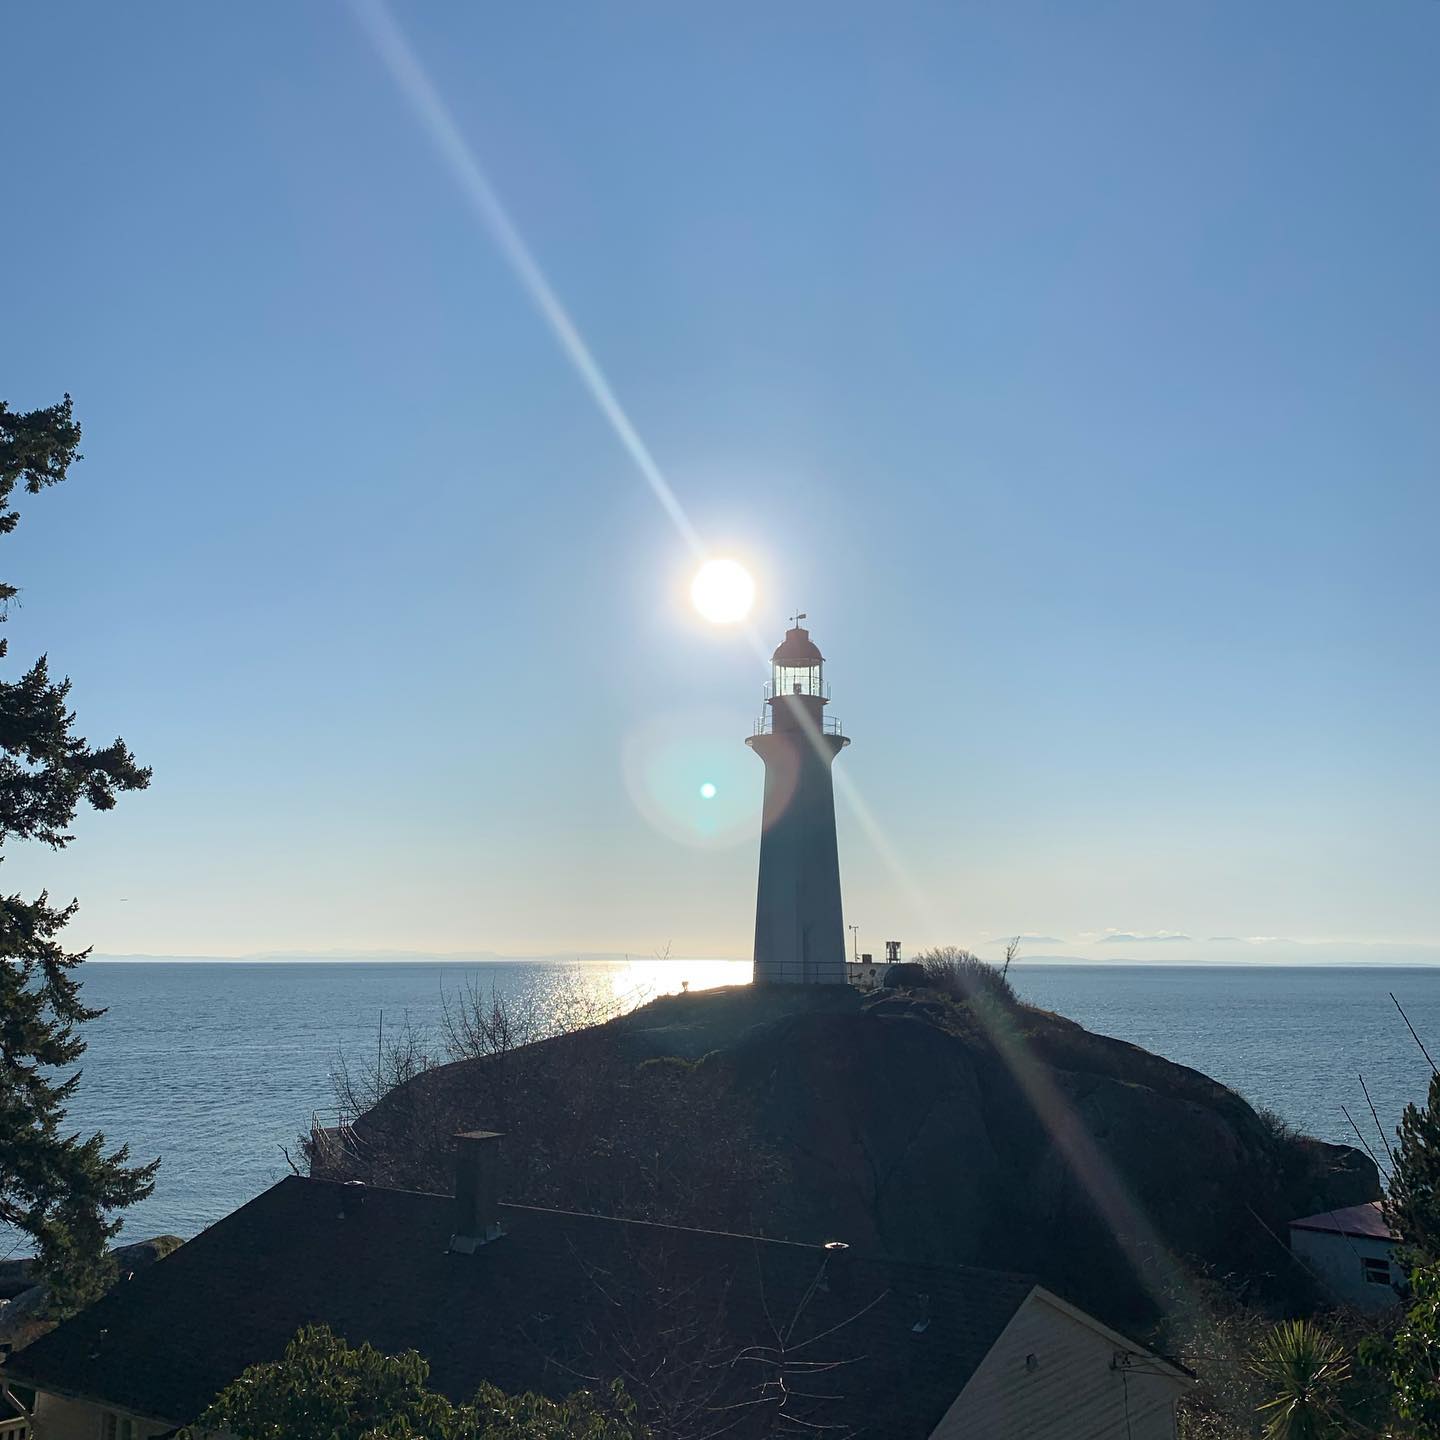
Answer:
[0, 959, 752, 1250]
[600, 956, 751, 1009]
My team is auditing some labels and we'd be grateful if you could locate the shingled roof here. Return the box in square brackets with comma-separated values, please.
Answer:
[5, 1176, 1037, 1438]
[1289, 1200, 1396, 1241]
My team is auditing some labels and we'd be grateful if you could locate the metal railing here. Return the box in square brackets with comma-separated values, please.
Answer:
[752, 712, 845, 738]
[310, 1108, 364, 1170]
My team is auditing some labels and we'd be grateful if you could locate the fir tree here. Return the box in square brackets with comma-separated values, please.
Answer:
[0, 393, 156, 1312]
[1387, 1069, 1440, 1264]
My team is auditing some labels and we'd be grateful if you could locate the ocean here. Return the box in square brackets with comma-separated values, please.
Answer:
[12, 960, 1440, 1254]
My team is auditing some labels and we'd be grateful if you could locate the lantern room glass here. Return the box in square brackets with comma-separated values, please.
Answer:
[775, 661, 823, 697]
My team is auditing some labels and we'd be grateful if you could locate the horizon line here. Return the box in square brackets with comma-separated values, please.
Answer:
[84, 952, 1440, 969]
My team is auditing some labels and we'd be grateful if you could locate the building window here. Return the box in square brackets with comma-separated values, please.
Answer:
[100, 1414, 136, 1440]
[1362, 1256, 1392, 1286]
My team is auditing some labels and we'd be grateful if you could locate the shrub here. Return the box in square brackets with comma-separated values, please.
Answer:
[913, 946, 1017, 1007]
[1250, 1318, 1351, 1440]
[1254, 1105, 1300, 1147]
[201, 1325, 644, 1440]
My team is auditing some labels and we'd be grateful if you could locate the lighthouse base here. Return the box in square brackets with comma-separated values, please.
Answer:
[753, 954, 847, 987]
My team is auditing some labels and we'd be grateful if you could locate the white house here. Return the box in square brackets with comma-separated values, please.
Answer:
[932, 1286, 1188, 1439]
[1289, 1200, 1403, 1310]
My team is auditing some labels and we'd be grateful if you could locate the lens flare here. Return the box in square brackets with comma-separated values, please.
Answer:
[691, 558, 755, 624]
[621, 710, 752, 849]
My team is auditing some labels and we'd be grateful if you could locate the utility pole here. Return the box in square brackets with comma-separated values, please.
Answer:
[848, 924, 860, 964]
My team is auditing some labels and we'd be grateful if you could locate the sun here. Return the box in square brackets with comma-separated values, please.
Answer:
[690, 558, 755, 624]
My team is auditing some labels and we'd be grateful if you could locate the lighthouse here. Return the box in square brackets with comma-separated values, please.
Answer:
[746, 617, 849, 985]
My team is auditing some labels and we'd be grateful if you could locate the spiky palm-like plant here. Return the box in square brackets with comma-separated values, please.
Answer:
[1251, 1320, 1352, 1440]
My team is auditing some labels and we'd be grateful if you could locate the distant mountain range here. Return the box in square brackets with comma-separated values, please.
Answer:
[90, 940, 1440, 966]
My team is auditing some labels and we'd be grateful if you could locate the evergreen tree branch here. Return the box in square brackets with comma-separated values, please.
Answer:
[0, 392, 155, 1313]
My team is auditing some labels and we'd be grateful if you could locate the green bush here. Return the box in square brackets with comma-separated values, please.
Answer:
[200, 1325, 644, 1440]
[1361, 1261, 1440, 1438]
[1250, 1318, 1350, 1440]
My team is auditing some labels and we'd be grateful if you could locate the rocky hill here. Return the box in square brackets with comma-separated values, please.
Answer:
[0, 1236, 183, 1351]
[318, 982, 1375, 1329]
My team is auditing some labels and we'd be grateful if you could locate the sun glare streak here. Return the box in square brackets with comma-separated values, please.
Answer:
[351, 0, 973, 1005]
[346, 11, 1226, 1349]
[965, 996, 1235, 1370]
[348, 6, 792, 671]
[982, 1003, 1187, 1300]
[832, 768, 946, 936]
[348, 0, 703, 558]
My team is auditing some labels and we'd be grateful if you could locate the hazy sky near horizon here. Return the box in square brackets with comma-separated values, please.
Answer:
[4, 2, 1438, 962]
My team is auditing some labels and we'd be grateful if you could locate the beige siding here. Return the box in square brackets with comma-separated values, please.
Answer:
[931, 1291, 1186, 1440]
[30, 1393, 96, 1440]
[30, 1394, 168, 1440]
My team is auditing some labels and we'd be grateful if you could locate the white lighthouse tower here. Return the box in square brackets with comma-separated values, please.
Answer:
[746, 617, 849, 985]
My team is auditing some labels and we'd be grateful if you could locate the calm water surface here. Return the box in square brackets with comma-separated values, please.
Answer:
[18, 960, 1440, 1251]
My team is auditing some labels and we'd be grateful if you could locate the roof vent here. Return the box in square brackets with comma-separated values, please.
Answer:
[819, 1240, 850, 1294]
[337, 1179, 367, 1220]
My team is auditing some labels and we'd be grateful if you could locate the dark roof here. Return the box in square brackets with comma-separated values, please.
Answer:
[5, 1178, 1035, 1439]
[1290, 1200, 1396, 1241]
[771, 626, 824, 665]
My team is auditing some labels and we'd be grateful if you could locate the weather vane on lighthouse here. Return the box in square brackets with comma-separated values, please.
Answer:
[746, 616, 849, 985]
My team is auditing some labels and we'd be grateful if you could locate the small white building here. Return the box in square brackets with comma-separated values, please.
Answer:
[1288, 1200, 1403, 1310]
[847, 941, 903, 992]
[847, 957, 885, 990]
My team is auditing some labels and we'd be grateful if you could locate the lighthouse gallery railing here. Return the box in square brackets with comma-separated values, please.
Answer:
[752, 712, 845, 738]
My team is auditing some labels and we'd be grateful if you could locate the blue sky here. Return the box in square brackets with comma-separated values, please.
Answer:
[4, 1, 1438, 961]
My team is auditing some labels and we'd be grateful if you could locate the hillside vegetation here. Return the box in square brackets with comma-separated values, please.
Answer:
[313, 980, 1376, 1331]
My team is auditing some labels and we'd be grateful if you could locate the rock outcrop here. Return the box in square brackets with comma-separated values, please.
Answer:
[0, 1237, 184, 1351]
[328, 984, 1375, 1329]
